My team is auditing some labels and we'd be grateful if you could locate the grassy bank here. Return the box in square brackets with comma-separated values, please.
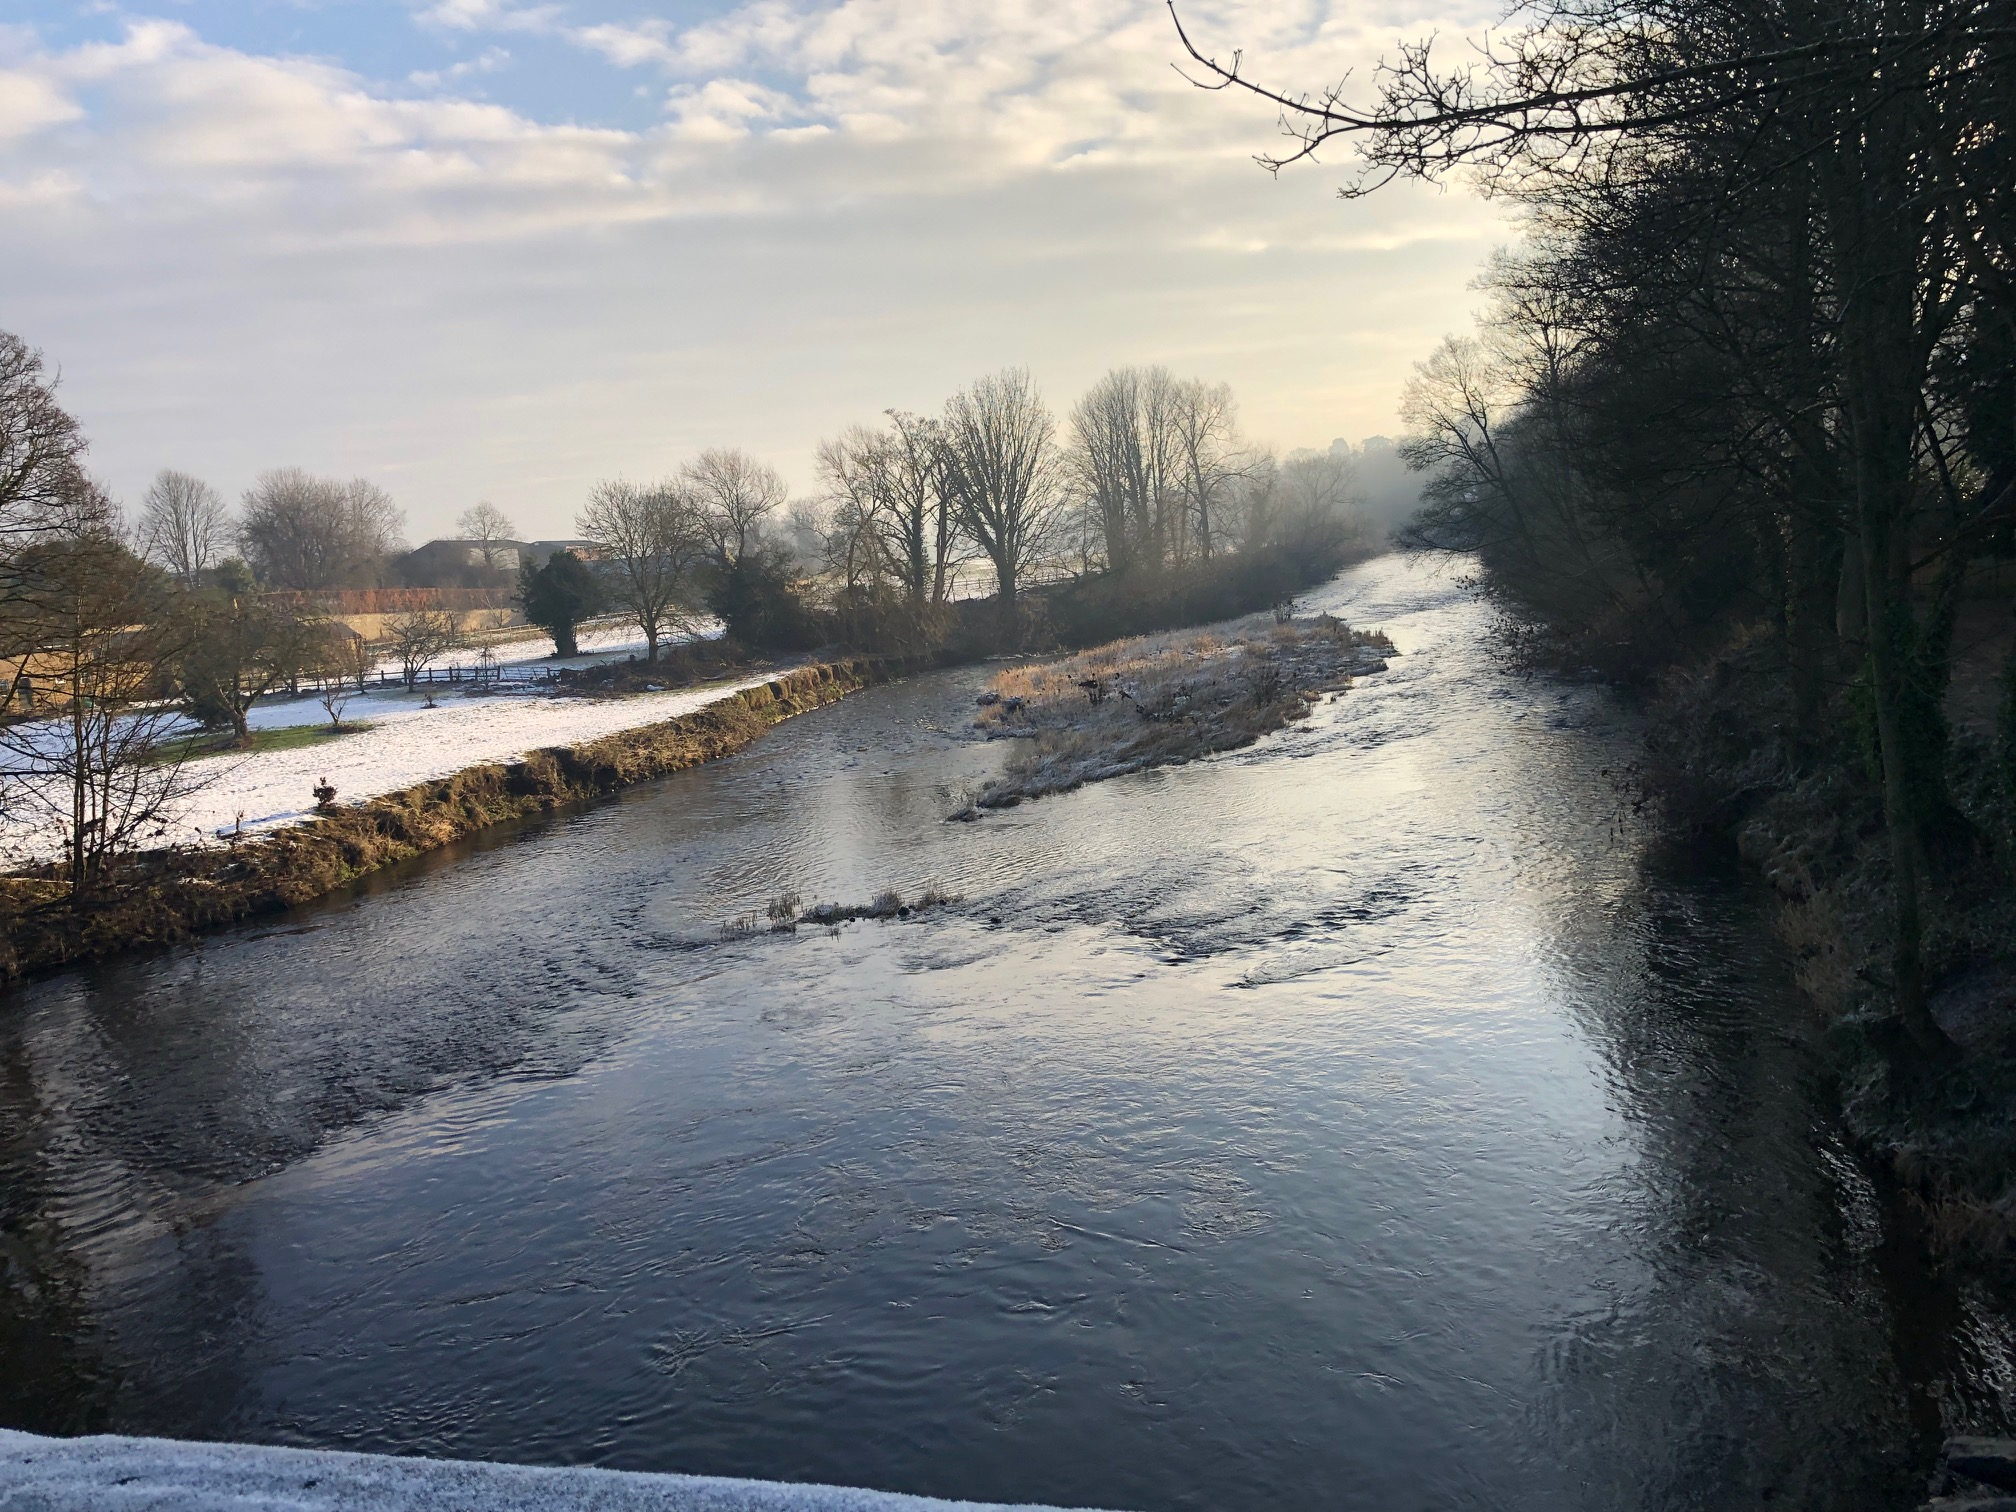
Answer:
[0, 661, 878, 987]
[964, 617, 1393, 810]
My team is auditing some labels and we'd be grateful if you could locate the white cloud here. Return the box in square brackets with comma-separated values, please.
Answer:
[415, 0, 560, 34]
[409, 46, 512, 88]
[0, 65, 80, 140]
[572, 21, 678, 69]
[0, 0, 1509, 540]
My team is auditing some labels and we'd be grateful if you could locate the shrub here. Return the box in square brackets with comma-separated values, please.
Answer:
[518, 550, 602, 658]
[710, 546, 829, 652]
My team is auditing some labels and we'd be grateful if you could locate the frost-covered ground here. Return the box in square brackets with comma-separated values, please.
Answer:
[0, 672, 779, 861]
[0, 1431, 1093, 1512]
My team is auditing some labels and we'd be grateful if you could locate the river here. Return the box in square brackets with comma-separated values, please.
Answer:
[3, 552, 2012, 1511]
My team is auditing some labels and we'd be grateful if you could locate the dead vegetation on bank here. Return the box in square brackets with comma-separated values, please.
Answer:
[958, 615, 1393, 812]
[0, 662, 878, 986]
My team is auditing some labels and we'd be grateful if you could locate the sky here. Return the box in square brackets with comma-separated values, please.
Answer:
[0, 0, 1511, 544]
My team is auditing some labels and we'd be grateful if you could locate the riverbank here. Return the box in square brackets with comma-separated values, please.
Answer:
[0, 661, 877, 986]
[1, 662, 780, 863]
[1635, 636, 2016, 1270]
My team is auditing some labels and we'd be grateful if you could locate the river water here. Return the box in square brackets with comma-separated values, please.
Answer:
[4, 553, 2013, 1510]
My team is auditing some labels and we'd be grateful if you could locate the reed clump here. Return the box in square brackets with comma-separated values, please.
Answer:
[732, 882, 960, 936]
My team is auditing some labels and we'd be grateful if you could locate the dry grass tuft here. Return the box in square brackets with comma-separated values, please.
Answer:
[728, 881, 962, 935]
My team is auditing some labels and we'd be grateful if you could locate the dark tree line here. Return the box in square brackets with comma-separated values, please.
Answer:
[1176, 0, 2015, 1042]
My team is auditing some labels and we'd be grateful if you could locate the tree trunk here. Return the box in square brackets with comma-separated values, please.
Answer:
[995, 560, 1018, 649]
[1826, 142, 1946, 1046]
[69, 662, 87, 898]
[1782, 480, 1840, 751]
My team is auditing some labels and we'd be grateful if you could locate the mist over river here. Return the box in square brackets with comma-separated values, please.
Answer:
[4, 553, 2013, 1511]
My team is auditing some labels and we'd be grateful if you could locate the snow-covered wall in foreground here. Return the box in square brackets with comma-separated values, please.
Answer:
[0, 1431, 1108, 1512]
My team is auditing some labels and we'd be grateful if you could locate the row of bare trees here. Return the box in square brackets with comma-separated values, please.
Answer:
[135, 464, 533, 595]
[1, 331, 1375, 887]
[134, 468, 410, 591]
[808, 368, 1367, 647]
[570, 369, 1370, 663]
[567, 450, 794, 661]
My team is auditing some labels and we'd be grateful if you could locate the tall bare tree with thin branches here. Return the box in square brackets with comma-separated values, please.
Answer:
[0, 331, 91, 547]
[578, 479, 710, 663]
[0, 535, 211, 895]
[138, 470, 230, 585]
[685, 449, 788, 567]
[938, 369, 1064, 644]
[456, 502, 518, 569]
[1169, 379, 1253, 561]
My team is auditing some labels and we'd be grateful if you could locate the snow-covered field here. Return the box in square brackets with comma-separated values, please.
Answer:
[1, 672, 779, 861]
[352, 616, 719, 682]
[416, 618, 676, 673]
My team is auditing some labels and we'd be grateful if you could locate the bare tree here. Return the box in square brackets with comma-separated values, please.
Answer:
[938, 369, 1064, 641]
[328, 624, 375, 693]
[1271, 451, 1364, 555]
[1067, 369, 1251, 571]
[343, 479, 405, 569]
[1229, 452, 1279, 553]
[385, 608, 463, 689]
[780, 500, 829, 569]
[138, 469, 230, 584]
[1069, 367, 1181, 574]
[317, 668, 357, 731]
[1168, 379, 1252, 561]
[456, 501, 517, 569]
[684, 449, 788, 566]
[815, 427, 899, 599]
[577, 479, 710, 662]
[305, 623, 369, 726]
[239, 470, 406, 590]
[0, 331, 89, 545]
[0, 535, 210, 895]
[835, 409, 968, 605]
